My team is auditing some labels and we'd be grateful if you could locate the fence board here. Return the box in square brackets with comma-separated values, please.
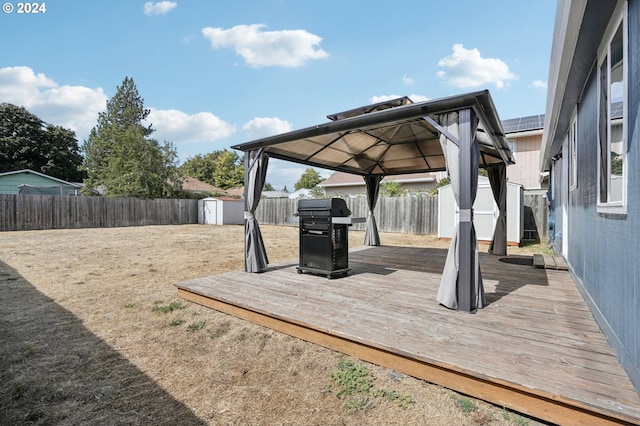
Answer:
[256, 196, 441, 235]
[0, 195, 198, 231]
[256, 193, 545, 240]
[1, 193, 547, 239]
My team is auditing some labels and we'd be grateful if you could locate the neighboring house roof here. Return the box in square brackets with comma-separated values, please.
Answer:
[502, 114, 545, 134]
[0, 169, 83, 187]
[181, 176, 225, 194]
[318, 172, 436, 188]
[225, 187, 244, 197]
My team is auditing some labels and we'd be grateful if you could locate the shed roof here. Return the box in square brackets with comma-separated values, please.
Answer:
[232, 90, 514, 177]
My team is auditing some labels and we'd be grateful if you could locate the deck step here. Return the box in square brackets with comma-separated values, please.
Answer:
[533, 254, 568, 270]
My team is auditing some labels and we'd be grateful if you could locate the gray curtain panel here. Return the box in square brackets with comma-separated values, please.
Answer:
[363, 175, 383, 246]
[243, 148, 269, 272]
[436, 110, 485, 311]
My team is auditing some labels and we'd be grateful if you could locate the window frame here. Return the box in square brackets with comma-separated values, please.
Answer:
[569, 109, 578, 191]
[596, 2, 627, 214]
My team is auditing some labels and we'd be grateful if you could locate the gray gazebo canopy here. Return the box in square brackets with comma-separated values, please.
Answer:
[232, 90, 514, 313]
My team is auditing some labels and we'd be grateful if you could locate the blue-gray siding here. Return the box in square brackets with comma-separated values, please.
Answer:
[554, 0, 640, 390]
[0, 171, 80, 195]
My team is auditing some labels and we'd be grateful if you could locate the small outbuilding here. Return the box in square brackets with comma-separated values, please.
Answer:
[197, 197, 244, 225]
[438, 176, 523, 246]
[0, 169, 82, 195]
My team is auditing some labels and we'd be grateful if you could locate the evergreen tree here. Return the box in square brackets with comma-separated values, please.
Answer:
[81, 77, 180, 198]
[263, 182, 275, 191]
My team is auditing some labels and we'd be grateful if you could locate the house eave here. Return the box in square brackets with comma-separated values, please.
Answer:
[540, 0, 617, 174]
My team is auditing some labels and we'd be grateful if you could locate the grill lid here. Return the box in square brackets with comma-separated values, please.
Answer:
[297, 198, 350, 217]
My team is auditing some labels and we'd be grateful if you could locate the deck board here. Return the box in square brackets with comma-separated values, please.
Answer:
[176, 245, 640, 425]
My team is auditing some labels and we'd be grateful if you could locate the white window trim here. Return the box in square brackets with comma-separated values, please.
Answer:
[596, 2, 627, 215]
[569, 108, 578, 191]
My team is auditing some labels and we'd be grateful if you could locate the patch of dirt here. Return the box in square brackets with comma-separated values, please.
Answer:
[0, 224, 539, 425]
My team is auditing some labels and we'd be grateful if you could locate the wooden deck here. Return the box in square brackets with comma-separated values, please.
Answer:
[175, 245, 640, 425]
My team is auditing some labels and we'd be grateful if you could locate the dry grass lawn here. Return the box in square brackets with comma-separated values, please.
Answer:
[0, 224, 544, 425]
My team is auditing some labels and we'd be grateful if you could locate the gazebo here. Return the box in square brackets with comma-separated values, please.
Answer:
[231, 90, 514, 313]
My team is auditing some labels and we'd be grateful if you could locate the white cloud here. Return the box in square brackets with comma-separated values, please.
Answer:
[243, 117, 292, 139]
[146, 108, 235, 143]
[436, 44, 517, 89]
[144, 1, 177, 16]
[530, 80, 547, 89]
[402, 74, 414, 85]
[370, 94, 429, 103]
[0, 66, 107, 140]
[201, 24, 328, 68]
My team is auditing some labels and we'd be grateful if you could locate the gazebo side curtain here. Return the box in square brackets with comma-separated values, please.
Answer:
[487, 164, 507, 256]
[243, 148, 269, 273]
[436, 109, 485, 312]
[363, 175, 383, 246]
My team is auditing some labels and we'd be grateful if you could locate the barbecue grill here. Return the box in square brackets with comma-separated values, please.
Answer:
[296, 198, 354, 278]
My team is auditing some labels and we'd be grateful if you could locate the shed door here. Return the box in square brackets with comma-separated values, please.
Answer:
[472, 185, 497, 241]
[204, 199, 217, 225]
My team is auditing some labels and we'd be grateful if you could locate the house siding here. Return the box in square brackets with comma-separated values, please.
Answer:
[506, 134, 544, 189]
[555, 0, 640, 389]
[0, 171, 80, 195]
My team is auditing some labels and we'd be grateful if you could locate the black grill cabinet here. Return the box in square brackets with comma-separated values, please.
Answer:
[297, 198, 351, 278]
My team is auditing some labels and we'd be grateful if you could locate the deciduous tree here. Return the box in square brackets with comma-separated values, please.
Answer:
[0, 103, 84, 182]
[294, 168, 323, 190]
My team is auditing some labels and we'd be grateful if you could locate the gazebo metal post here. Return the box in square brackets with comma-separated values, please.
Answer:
[457, 108, 475, 313]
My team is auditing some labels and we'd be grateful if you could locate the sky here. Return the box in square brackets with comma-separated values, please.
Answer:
[1, 0, 556, 191]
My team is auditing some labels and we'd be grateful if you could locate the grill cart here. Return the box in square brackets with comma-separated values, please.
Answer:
[296, 198, 363, 278]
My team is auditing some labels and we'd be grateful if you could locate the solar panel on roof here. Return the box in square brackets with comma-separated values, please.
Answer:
[501, 114, 545, 134]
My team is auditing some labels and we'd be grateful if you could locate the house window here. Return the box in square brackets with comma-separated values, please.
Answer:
[597, 5, 626, 212]
[507, 140, 516, 154]
[569, 111, 577, 190]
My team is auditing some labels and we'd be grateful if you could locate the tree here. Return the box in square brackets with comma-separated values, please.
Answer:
[263, 182, 275, 191]
[381, 180, 404, 197]
[294, 168, 323, 190]
[179, 152, 224, 185]
[81, 77, 181, 198]
[0, 103, 85, 181]
[212, 150, 244, 189]
[309, 185, 325, 198]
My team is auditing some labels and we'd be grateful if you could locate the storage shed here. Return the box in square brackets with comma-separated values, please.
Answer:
[0, 169, 82, 195]
[438, 176, 523, 245]
[197, 197, 243, 225]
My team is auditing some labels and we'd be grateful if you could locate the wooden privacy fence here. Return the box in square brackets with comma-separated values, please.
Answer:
[256, 193, 548, 239]
[0, 194, 198, 231]
[1, 192, 548, 240]
[256, 196, 440, 235]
